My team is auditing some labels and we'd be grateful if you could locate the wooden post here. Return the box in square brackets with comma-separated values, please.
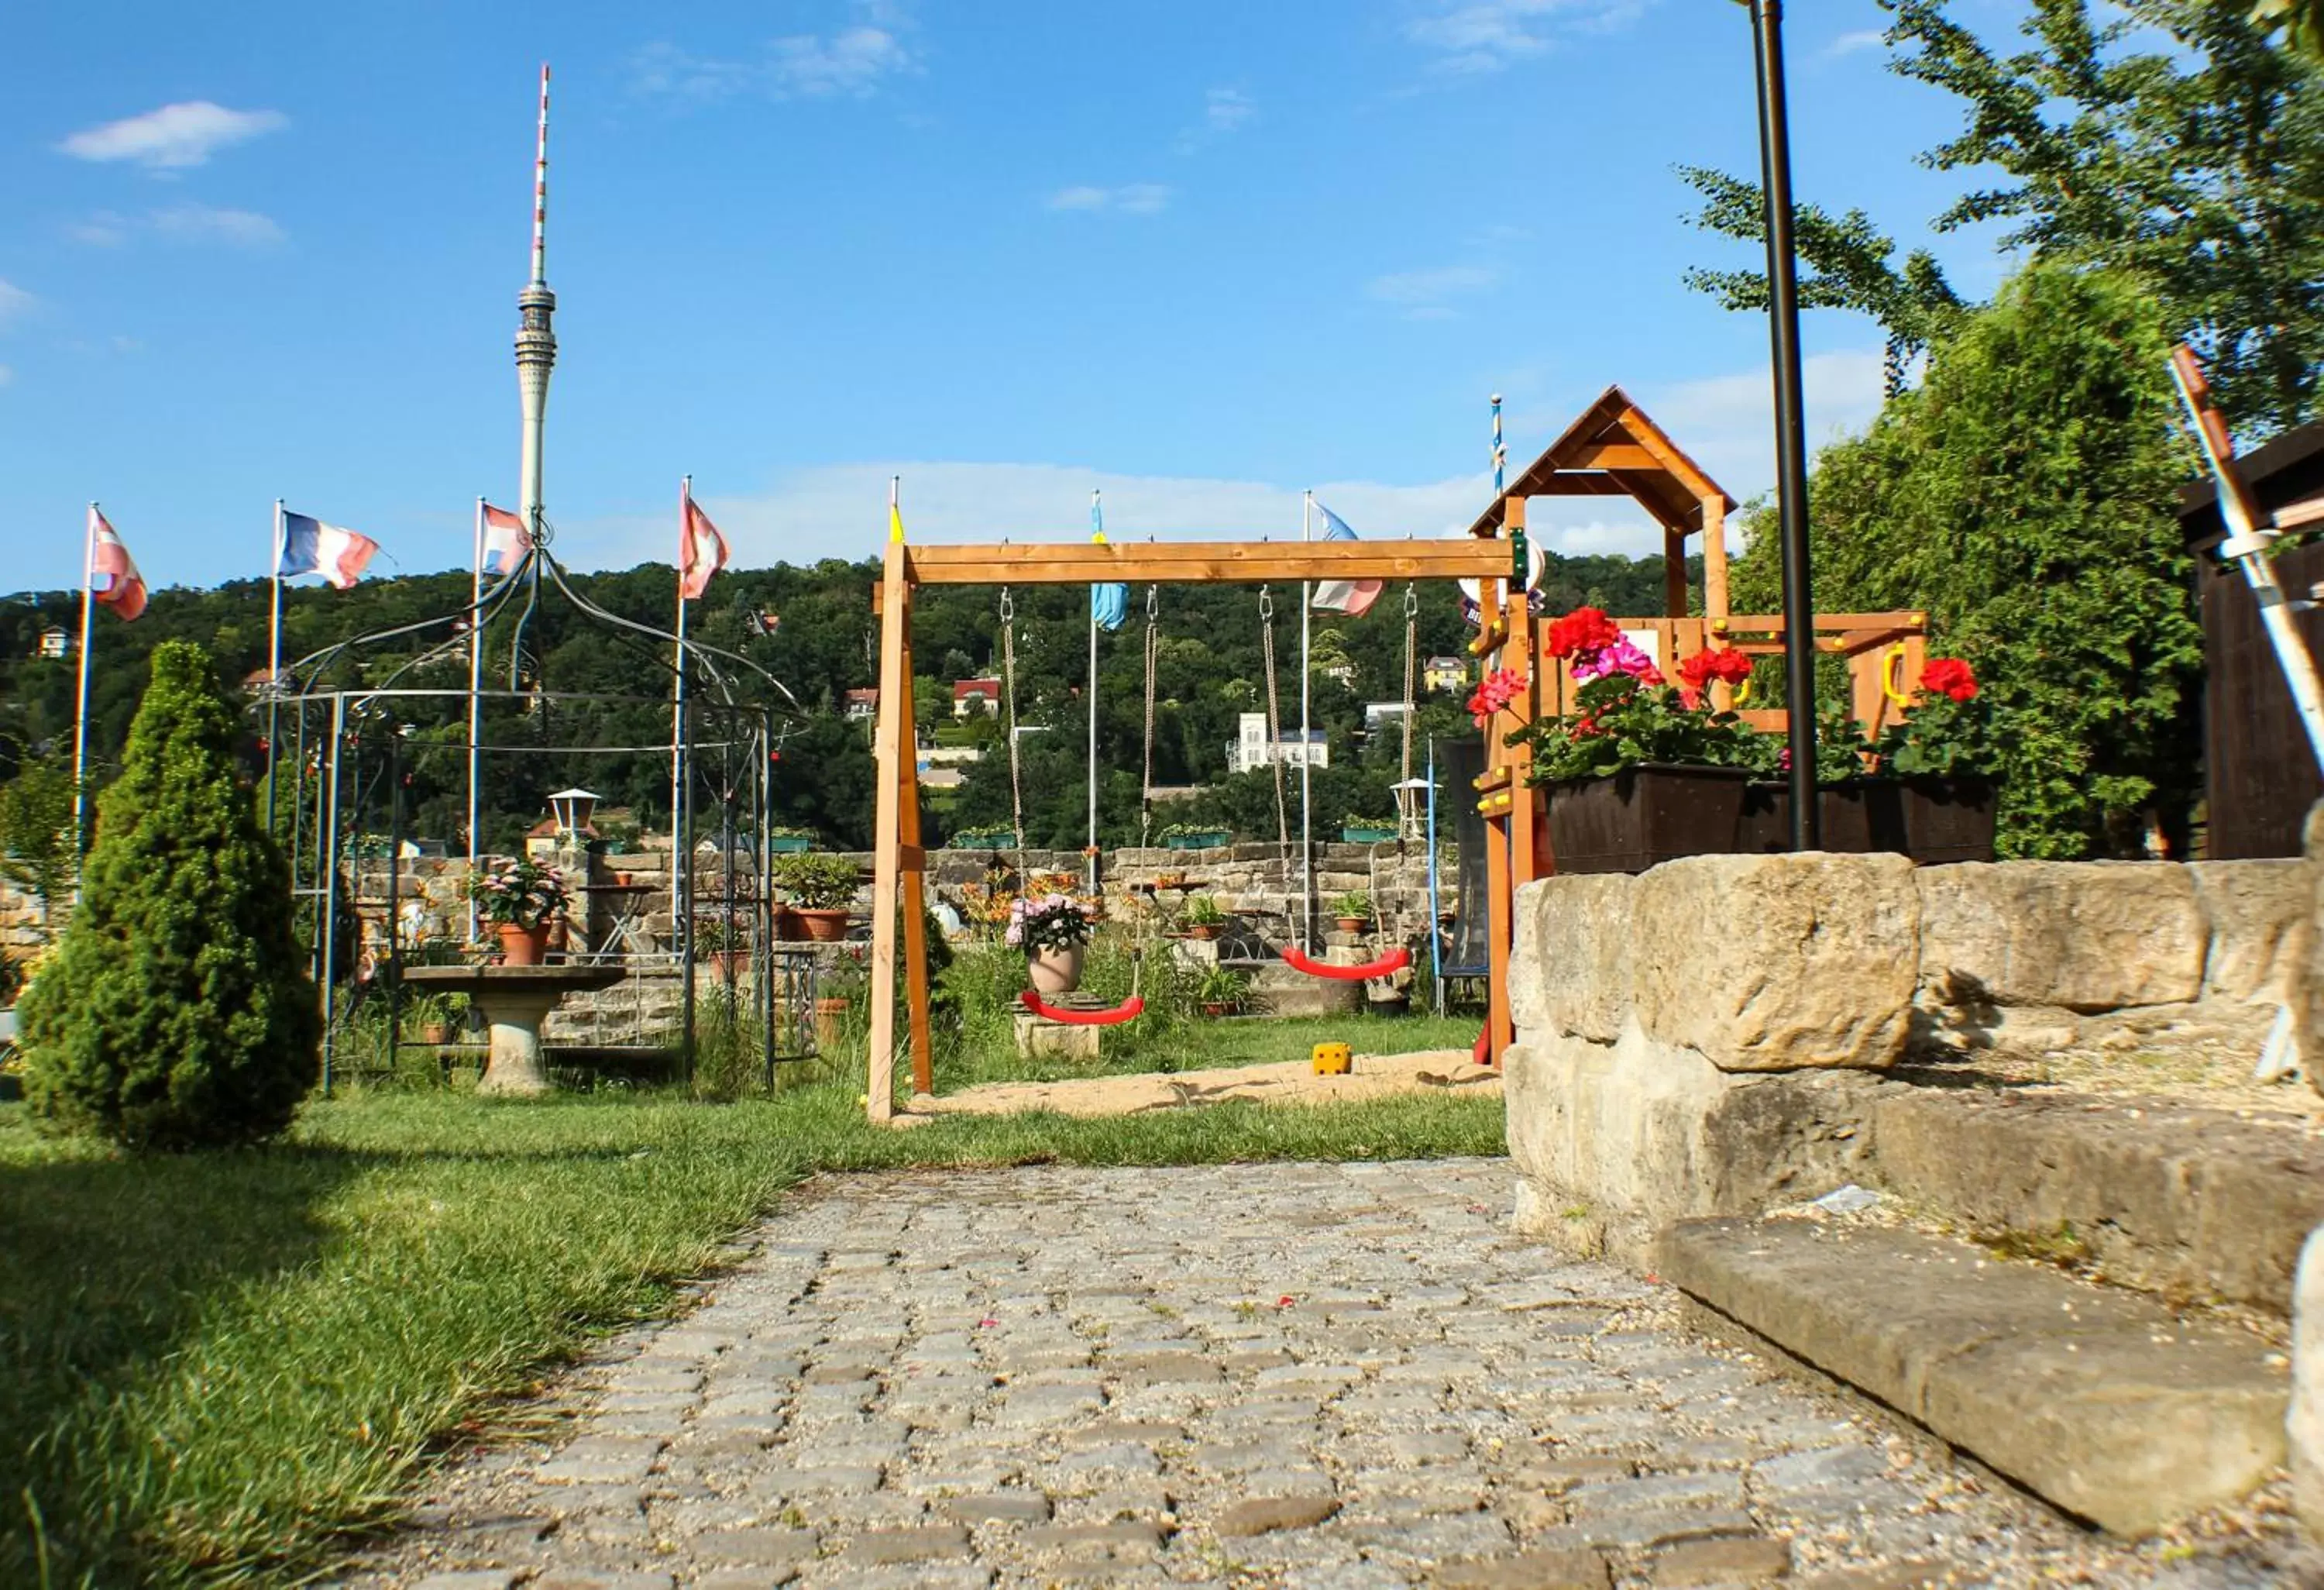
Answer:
[1483, 494, 1535, 1068]
[1702, 496, 1729, 620]
[1663, 528, 1689, 618]
[865, 541, 911, 1124]
[896, 623, 935, 1099]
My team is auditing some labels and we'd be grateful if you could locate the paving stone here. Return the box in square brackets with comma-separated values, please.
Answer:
[839, 1523, 974, 1564]
[536, 1437, 665, 1485]
[1648, 1534, 1794, 1585]
[1019, 1520, 1171, 1560]
[1430, 1551, 1611, 1589]
[1213, 1495, 1342, 1537]
[411, 1575, 523, 1590]
[937, 1490, 1053, 1523]
[528, 1572, 679, 1590]
[691, 1527, 821, 1564]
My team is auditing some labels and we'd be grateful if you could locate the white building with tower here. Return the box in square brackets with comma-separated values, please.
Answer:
[1226, 712, 1328, 774]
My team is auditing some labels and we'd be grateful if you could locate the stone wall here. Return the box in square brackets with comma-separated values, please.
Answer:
[1, 874, 51, 959]
[1505, 854, 2315, 1265]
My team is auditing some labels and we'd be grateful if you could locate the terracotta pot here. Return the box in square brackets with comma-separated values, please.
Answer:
[496, 922, 551, 965]
[774, 904, 808, 942]
[546, 916, 570, 952]
[708, 951, 746, 983]
[1026, 944, 1085, 996]
[795, 907, 851, 942]
[1335, 917, 1369, 934]
[1201, 1001, 1233, 1017]
[419, 1023, 452, 1046]
[613, 870, 633, 887]
[1185, 923, 1222, 941]
[814, 995, 851, 1048]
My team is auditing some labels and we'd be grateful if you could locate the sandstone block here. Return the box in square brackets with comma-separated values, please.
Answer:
[1631, 852, 1918, 1071]
[1511, 874, 1635, 1045]
[2190, 860, 2312, 1003]
[1917, 860, 2202, 1011]
[2294, 1223, 2324, 1538]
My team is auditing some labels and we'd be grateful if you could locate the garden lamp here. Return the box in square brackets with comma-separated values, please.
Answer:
[548, 787, 600, 841]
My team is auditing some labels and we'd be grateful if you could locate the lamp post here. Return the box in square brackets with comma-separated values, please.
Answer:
[548, 787, 600, 845]
[1744, 0, 1820, 848]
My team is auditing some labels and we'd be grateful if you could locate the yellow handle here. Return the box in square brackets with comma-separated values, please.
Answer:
[1882, 643, 1911, 707]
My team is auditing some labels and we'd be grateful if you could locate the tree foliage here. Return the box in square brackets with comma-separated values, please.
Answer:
[18, 642, 320, 1148]
[0, 755, 76, 922]
[1730, 265, 2204, 857]
[1682, 0, 2324, 433]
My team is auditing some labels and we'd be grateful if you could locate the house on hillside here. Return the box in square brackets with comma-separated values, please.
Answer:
[843, 687, 879, 722]
[952, 678, 1002, 718]
[1226, 711, 1328, 773]
[35, 626, 68, 660]
[1422, 655, 1468, 693]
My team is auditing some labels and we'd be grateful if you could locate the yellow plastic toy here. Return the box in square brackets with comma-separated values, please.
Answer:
[1312, 1041, 1353, 1077]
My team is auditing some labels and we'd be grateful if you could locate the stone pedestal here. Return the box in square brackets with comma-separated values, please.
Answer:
[402, 964, 627, 1097]
[1014, 1011, 1101, 1062]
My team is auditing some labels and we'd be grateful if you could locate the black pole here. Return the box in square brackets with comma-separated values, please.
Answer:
[1750, 0, 1820, 848]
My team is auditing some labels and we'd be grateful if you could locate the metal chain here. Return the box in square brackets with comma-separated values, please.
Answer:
[1140, 585, 1159, 850]
[1258, 587, 1290, 863]
[1400, 583, 1418, 841]
[999, 588, 1028, 888]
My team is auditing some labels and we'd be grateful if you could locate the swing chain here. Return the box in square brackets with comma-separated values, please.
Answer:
[1140, 586, 1160, 851]
[999, 588, 1027, 883]
[1400, 583, 1418, 843]
[1258, 587, 1291, 867]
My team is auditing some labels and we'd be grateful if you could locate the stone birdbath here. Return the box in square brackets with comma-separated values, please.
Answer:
[401, 963, 627, 1096]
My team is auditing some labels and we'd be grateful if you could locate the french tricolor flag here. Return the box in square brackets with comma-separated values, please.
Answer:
[480, 502, 529, 576]
[278, 511, 380, 590]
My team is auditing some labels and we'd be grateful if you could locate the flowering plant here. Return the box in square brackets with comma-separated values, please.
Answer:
[1675, 645, 1755, 707]
[465, 859, 569, 928]
[1514, 624, 1764, 783]
[1872, 658, 1992, 778]
[1006, 893, 1092, 954]
[1467, 668, 1525, 728]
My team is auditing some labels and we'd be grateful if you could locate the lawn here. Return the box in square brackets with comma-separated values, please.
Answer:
[0, 1074, 1504, 1588]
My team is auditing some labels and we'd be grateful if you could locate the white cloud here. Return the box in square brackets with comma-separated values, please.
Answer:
[1202, 86, 1254, 134]
[1046, 183, 1171, 215]
[1407, 0, 1650, 75]
[1641, 348, 1888, 505]
[58, 102, 286, 170]
[0, 279, 35, 328]
[1367, 264, 1497, 318]
[66, 204, 285, 249]
[1826, 29, 1886, 58]
[631, 2, 918, 102]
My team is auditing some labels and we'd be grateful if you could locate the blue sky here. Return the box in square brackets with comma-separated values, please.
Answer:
[1, 0, 2034, 596]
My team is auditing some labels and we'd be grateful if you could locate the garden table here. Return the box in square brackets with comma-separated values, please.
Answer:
[401, 963, 626, 1096]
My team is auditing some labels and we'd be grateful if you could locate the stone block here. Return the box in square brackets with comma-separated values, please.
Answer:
[1631, 853, 1919, 1071]
[1659, 1218, 2288, 1536]
[2190, 860, 2312, 1003]
[1511, 874, 1636, 1045]
[1917, 860, 2204, 1011]
[2294, 1223, 2324, 1539]
[1504, 1031, 1877, 1261]
[1014, 1014, 1101, 1062]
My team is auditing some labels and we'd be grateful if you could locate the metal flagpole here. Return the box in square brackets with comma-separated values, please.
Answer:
[266, 497, 286, 831]
[467, 497, 486, 941]
[1299, 490, 1315, 948]
[672, 475, 691, 943]
[70, 503, 98, 875]
[1087, 490, 1102, 896]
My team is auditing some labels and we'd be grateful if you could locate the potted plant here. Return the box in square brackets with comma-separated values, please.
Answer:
[404, 990, 458, 1046]
[1342, 814, 1398, 844]
[692, 912, 748, 983]
[1159, 821, 1231, 852]
[768, 824, 817, 855]
[1195, 964, 1249, 1017]
[1330, 891, 1374, 934]
[1182, 895, 1227, 941]
[772, 852, 861, 941]
[1872, 657, 1998, 863]
[951, 823, 1016, 851]
[466, 857, 571, 964]
[1009, 892, 1093, 995]
[1511, 616, 1763, 875]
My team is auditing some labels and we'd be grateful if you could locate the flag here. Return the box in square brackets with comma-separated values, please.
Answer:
[480, 502, 529, 576]
[1089, 492, 1127, 632]
[889, 499, 906, 545]
[680, 490, 727, 601]
[1309, 501, 1384, 617]
[278, 511, 379, 589]
[88, 507, 147, 621]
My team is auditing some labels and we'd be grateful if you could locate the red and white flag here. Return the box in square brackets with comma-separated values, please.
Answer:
[480, 502, 529, 576]
[679, 489, 727, 601]
[88, 506, 147, 621]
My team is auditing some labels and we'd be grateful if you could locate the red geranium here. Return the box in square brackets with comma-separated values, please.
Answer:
[1466, 666, 1525, 728]
[1676, 647, 1753, 690]
[1921, 658, 1978, 703]
[1544, 606, 1621, 659]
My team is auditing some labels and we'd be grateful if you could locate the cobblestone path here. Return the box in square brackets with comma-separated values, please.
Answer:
[348, 1159, 2288, 1590]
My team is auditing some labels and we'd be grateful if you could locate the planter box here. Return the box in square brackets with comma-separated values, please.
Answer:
[1341, 826, 1397, 843]
[951, 835, 1013, 851]
[1738, 777, 1992, 863]
[1541, 764, 1753, 876]
[768, 836, 813, 854]
[1165, 833, 1231, 851]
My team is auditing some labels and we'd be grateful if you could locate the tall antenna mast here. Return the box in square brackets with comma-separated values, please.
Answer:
[515, 63, 556, 547]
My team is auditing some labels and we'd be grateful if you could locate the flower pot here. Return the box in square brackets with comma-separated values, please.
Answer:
[1738, 779, 1910, 856]
[1201, 1000, 1234, 1017]
[1027, 944, 1085, 996]
[612, 870, 633, 888]
[773, 904, 807, 942]
[1185, 923, 1222, 941]
[1900, 776, 1997, 865]
[419, 1022, 452, 1046]
[769, 836, 813, 853]
[794, 907, 851, 942]
[1166, 832, 1229, 851]
[496, 922, 552, 965]
[707, 951, 747, 983]
[1342, 826, 1397, 844]
[1335, 917, 1369, 934]
[1539, 764, 1753, 875]
[813, 995, 851, 1048]
[546, 916, 570, 953]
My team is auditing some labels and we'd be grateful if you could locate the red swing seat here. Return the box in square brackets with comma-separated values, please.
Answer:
[1019, 992, 1146, 1026]
[1279, 945, 1411, 982]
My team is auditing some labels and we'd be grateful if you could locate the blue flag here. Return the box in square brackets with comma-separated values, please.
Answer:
[1089, 492, 1128, 632]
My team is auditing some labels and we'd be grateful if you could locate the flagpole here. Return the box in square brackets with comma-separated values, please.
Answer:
[672, 476, 691, 876]
[467, 497, 486, 941]
[266, 498, 285, 831]
[1299, 490, 1315, 949]
[1087, 490, 1102, 896]
[70, 504, 98, 876]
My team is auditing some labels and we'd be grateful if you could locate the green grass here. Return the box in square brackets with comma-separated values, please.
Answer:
[0, 1078, 1503, 1589]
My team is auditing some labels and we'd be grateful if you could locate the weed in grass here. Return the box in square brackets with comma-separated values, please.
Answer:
[1976, 1221, 2095, 1270]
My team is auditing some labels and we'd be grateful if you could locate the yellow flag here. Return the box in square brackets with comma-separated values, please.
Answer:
[889, 501, 905, 544]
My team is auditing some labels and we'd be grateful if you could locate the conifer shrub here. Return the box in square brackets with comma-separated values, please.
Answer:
[17, 641, 319, 1148]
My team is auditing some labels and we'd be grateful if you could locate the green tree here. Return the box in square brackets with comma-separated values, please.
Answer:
[1683, 0, 2324, 432]
[1730, 265, 2204, 858]
[17, 642, 320, 1148]
[0, 756, 77, 926]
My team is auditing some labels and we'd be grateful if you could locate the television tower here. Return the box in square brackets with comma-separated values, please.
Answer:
[514, 64, 555, 542]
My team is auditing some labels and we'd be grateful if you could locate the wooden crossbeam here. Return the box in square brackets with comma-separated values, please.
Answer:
[1566, 443, 1660, 470]
[1711, 611, 1927, 632]
[899, 539, 1510, 586]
